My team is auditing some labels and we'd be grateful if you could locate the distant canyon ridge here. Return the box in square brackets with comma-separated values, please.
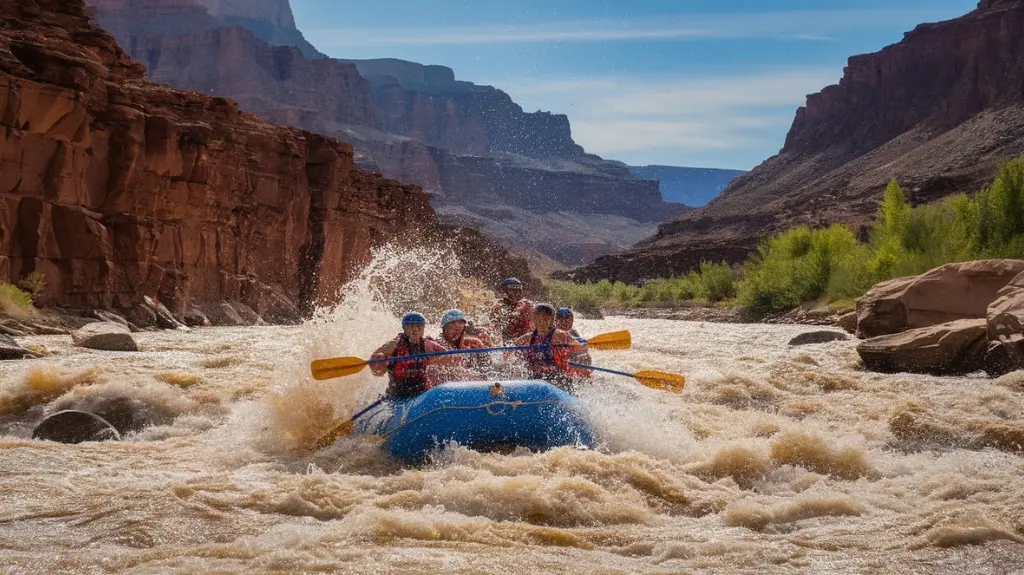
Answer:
[85, 0, 718, 269]
[571, 0, 1024, 283]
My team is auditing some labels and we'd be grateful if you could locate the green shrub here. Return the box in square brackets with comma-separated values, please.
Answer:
[737, 225, 859, 313]
[0, 283, 35, 316]
[692, 261, 737, 302]
[612, 282, 639, 305]
[18, 271, 45, 301]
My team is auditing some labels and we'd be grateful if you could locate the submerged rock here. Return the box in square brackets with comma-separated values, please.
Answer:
[71, 322, 139, 352]
[32, 410, 121, 444]
[788, 331, 850, 346]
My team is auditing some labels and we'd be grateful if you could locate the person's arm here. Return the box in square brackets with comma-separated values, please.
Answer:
[557, 330, 591, 376]
[369, 337, 398, 376]
[503, 333, 530, 360]
[424, 339, 460, 367]
[466, 337, 492, 369]
[549, 331, 573, 370]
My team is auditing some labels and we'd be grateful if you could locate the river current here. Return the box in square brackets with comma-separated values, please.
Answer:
[1, 251, 1023, 574]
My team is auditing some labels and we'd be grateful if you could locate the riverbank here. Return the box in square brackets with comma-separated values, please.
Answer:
[599, 302, 852, 328]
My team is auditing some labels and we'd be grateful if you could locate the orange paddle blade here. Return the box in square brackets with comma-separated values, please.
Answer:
[584, 330, 631, 351]
[310, 356, 369, 381]
[634, 371, 687, 393]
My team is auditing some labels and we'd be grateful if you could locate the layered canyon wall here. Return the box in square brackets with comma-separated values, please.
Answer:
[85, 0, 685, 266]
[0, 0, 532, 321]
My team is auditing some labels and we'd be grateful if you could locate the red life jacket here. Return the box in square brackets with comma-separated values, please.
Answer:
[387, 334, 428, 399]
[526, 328, 574, 391]
[526, 328, 568, 373]
[494, 299, 534, 342]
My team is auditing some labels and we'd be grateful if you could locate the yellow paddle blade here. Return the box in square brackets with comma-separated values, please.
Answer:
[310, 356, 369, 381]
[634, 371, 686, 394]
[312, 420, 385, 450]
[585, 330, 631, 351]
[312, 420, 354, 449]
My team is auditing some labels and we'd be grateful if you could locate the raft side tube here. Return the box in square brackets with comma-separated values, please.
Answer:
[353, 380, 594, 463]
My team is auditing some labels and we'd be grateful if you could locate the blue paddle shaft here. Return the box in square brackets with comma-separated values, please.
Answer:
[568, 361, 636, 378]
[365, 344, 540, 365]
[350, 397, 385, 422]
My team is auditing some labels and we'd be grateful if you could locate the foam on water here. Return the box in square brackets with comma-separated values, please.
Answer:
[2, 245, 1024, 573]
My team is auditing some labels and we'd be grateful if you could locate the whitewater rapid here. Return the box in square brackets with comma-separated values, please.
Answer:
[1, 252, 1023, 573]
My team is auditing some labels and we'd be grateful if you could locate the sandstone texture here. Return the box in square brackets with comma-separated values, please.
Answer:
[856, 260, 1024, 338]
[571, 0, 1024, 282]
[853, 260, 1024, 377]
[857, 319, 989, 376]
[0, 0, 535, 323]
[984, 270, 1024, 375]
[85, 0, 687, 266]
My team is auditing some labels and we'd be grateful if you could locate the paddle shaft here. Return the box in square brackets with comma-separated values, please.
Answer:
[364, 342, 585, 366]
[350, 397, 386, 422]
[568, 361, 637, 378]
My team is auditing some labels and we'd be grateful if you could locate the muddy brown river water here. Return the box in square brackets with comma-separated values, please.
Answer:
[1, 258, 1023, 574]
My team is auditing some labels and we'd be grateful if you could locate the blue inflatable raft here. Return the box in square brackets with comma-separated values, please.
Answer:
[352, 380, 595, 463]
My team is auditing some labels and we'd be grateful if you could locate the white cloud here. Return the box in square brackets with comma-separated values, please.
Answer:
[304, 8, 949, 47]
[489, 69, 839, 165]
[511, 69, 838, 113]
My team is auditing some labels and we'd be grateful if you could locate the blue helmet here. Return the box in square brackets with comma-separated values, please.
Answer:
[556, 307, 573, 318]
[401, 312, 426, 326]
[440, 309, 466, 327]
[500, 277, 523, 288]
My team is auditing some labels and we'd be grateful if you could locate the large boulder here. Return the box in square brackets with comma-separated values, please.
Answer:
[986, 271, 1024, 339]
[183, 307, 211, 328]
[255, 288, 303, 325]
[206, 302, 246, 326]
[230, 302, 264, 326]
[857, 319, 988, 376]
[91, 310, 133, 331]
[123, 303, 158, 329]
[0, 334, 30, 360]
[71, 322, 139, 352]
[856, 260, 1024, 339]
[145, 296, 188, 330]
[984, 271, 1024, 376]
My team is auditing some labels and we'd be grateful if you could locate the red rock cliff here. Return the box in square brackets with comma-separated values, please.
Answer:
[0, 0, 533, 319]
[84, 0, 684, 266]
[569, 0, 1024, 283]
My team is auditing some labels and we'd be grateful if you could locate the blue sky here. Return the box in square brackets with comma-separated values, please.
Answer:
[292, 0, 976, 170]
